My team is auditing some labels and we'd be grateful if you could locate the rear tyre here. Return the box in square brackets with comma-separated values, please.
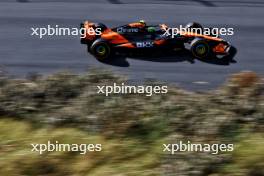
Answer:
[191, 39, 211, 59]
[90, 40, 111, 60]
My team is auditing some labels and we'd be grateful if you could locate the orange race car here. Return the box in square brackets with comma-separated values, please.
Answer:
[80, 20, 232, 61]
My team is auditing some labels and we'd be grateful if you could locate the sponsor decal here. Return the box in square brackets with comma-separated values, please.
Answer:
[136, 41, 154, 48]
[117, 27, 139, 33]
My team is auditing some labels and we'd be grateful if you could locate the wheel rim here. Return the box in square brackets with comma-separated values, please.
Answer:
[96, 45, 107, 56]
[195, 44, 207, 55]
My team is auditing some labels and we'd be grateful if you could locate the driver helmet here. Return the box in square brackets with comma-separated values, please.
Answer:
[139, 20, 146, 26]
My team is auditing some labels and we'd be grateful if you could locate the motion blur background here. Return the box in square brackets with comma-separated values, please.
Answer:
[0, 0, 263, 175]
[1, 0, 264, 90]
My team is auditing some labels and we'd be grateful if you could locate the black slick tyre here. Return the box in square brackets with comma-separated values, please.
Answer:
[90, 40, 111, 60]
[190, 39, 210, 59]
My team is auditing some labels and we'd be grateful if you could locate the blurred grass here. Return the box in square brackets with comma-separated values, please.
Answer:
[0, 119, 163, 176]
[216, 133, 264, 176]
[0, 70, 263, 175]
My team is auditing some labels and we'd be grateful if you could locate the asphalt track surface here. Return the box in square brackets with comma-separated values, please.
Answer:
[0, 0, 264, 90]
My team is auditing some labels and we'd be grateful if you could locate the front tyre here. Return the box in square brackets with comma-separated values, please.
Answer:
[90, 40, 111, 60]
[191, 39, 211, 59]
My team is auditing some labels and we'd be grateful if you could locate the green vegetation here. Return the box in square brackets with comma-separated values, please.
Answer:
[0, 119, 163, 176]
[0, 70, 263, 175]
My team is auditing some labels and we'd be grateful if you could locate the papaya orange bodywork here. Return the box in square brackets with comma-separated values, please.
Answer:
[83, 21, 96, 40]
[213, 43, 228, 53]
[101, 31, 129, 44]
[117, 43, 136, 48]
[180, 31, 223, 42]
[154, 39, 166, 45]
[128, 22, 145, 28]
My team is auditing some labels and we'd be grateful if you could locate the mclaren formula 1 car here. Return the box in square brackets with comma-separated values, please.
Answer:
[80, 20, 231, 61]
